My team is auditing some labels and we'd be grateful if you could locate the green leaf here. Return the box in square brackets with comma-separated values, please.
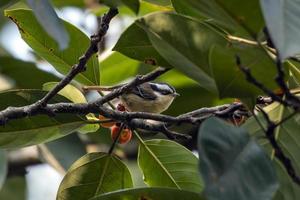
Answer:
[57, 152, 133, 200]
[4, 8, 100, 86]
[101, 0, 140, 14]
[138, 139, 203, 193]
[0, 150, 7, 189]
[198, 117, 279, 200]
[99, 52, 141, 85]
[288, 60, 300, 85]
[172, 0, 264, 37]
[0, 90, 87, 148]
[40, 134, 87, 172]
[143, 0, 171, 6]
[122, 0, 140, 14]
[113, 22, 171, 67]
[0, 176, 26, 200]
[261, 0, 300, 60]
[0, 0, 18, 8]
[115, 12, 228, 92]
[90, 187, 204, 200]
[243, 102, 300, 200]
[27, 0, 69, 49]
[43, 82, 86, 103]
[0, 56, 59, 89]
[210, 45, 278, 100]
[51, 0, 85, 7]
[95, 1, 172, 17]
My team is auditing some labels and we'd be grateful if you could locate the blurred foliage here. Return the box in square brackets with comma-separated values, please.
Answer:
[0, 57, 59, 89]
[0, 150, 7, 189]
[260, 0, 300, 60]
[199, 117, 278, 200]
[244, 102, 300, 200]
[40, 134, 87, 172]
[0, 176, 26, 200]
[27, 0, 70, 50]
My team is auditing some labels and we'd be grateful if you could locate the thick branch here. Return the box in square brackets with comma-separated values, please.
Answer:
[0, 101, 244, 139]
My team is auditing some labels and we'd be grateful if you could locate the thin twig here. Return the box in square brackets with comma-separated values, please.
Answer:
[108, 123, 125, 154]
[38, 8, 118, 106]
[236, 55, 289, 106]
[257, 107, 300, 185]
[237, 54, 300, 185]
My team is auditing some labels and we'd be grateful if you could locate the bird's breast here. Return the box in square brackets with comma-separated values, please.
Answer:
[120, 93, 174, 113]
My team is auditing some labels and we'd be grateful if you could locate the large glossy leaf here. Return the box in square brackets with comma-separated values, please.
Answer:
[57, 152, 133, 200]
[27, 0, 69, 49]
[40, 134, 87, 173]
[261, 0, 300, 60]
[90, 187, 204, 200]
[113, 22, 171, 67]
[0, 56, 59, 89]
[198, 117, 278, 200]
[4, 8, 100, 86]
[115, 12, 227, 92]
[210, 44, 278, 101]
[138, 139, 203, 193]
[0, 150, 7, 189]
[99, 52, 140, 85]
[0, 90, 87, 148]
[122, 0, 140, 14]
[172, 0, 264, 37]
[243, 102, 300, 200]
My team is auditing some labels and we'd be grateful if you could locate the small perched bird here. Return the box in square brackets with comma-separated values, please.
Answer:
[83, 82, 179, 113]
[120, 82, 179, 113]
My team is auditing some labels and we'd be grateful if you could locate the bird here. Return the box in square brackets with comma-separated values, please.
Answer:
[120, 82, 179, 113]
[83, 82, 179, 113]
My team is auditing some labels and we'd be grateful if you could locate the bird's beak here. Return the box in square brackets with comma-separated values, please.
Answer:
[172, 92, 180, 97]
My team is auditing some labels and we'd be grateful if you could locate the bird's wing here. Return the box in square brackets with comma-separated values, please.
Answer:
[130, 83, 157, 100]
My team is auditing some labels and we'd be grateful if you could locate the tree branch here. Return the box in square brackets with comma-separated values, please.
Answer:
[0, 99, 245, 139]
[257, 106, 300, 185]
[38, 8, 118, 106]
[237, 55, 300, 185]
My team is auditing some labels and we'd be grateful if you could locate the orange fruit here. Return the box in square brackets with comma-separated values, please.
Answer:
[111, 125, 132, 144]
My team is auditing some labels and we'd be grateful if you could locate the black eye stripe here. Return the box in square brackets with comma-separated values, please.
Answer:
[149, 82, 176, 95]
